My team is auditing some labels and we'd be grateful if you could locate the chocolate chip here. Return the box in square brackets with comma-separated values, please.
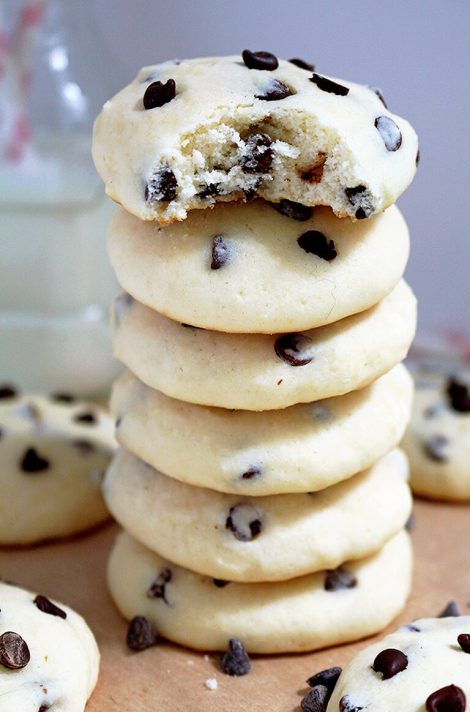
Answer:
[143, 79, 176, 109]
[270, 199, 313, 221]
[447, 378, 470, 413]
[423, 434, 449, 463]
[274, 333, 313, 367]
[310, 73, 349, 96]
[219, 638, 251, 676]
[145, 165, 178, 203]
[438, 601, 460, 618]
[256, 78, 292, 101]
[307, 667, 342, 692]
[20, 447, 50, 473]
[371, 87, 388, 108]
[198, 182, 220, 200]
[344, 185, 374, 219]
[324, 567, 357, 592]
[211, 235, 231, 270]
[38, 705, 50, 712]
[0, 631, 30, 669]
[226, 503, 262, 542]
[0, 385, 17, 399]
[301, 685, 329, 712]
[73, 411, 97, 425]
[375, 116, 402, 151]
[213, 579, 230, 588]
[373, 648, 408, 679]
[339, 697, 364, 712]
[241, 466, 261, 480]
[126, 616, 158, 651]
[241, 134, 273, 174]
[242, 49, 278, 71]
[426, 685, 466, 712]
[34, 594, 67, 619]
[458, 633, 470, 653]
[147, 568, 172, 604]
[71, 439, 96, 454]
[50, 392, 75, 403]
[298, 230, 337, 261]
[289, 57, 315, 71]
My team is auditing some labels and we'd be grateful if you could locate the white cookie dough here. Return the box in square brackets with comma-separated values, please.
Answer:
[327, 616, 470, 712]
[108, 201, 409, 333]
[108, 529, 412, 653]
[0, 390, 116, 544]
[104, 448, 411, 582]
[93, 55, 418, 224]
[0, 580, 99, 712]
[112, 280, 416, 410]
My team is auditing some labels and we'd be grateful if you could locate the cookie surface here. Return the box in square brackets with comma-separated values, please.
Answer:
[112, 280, 416, 410]
[93, 55, 418, 224]
[112, 365, 413, 495]
[104, 448, 411, 582]
[0, 580, 99, 712]
[0, 390, 115, 544]
[108, 529, 412, 653]
[327, 616, 470, 712]
[108, 201, 409, 333]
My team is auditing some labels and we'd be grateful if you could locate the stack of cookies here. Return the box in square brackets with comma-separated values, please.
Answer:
[92, 52, 419, 653]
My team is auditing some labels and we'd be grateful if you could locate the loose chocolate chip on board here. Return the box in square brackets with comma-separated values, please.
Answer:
[289, 57, 315, 71]
[0, 385, 17, 399]
[20, 447, 50, 473]
[438, 601, 460, 618]
[324, 567, 357, 592]
[344, 185, 374, 219]
[147, 569, 172, 604]
[242, 49, 278, 71]
[126, 616, 158, 651]
[371, 87, 388, 108]
[241, 134, 273, 174]
[143, 79, 176, 109]
[423, 434, 449, 463]
[211, 235, 231, 270]
[145, 165, 178, 203]
[274, 333, 314, 367]
[270, 199, 313, 221]
[241, 466, 261, 480]
[310, 73, 349, 96]
[373, 648, 408, 679]
[447, 378, 470, 413]
[256, 78, 292, 101]
[426, 685, 466, 712]
[34, 594, 67, 619]
[298, 230, 337, 261]
[301, 684, 329, 712]
[0, 631, 30, 669]
[458, 633, 470, 653]
[219, 638, 251, 676]
[307, 667, 342, 692]
[226, 503, 263, 542]
[213, 578, 230, 588]
[375, 115, 402, 151]
[339, 697, 364, 712]
[50, 392, 75, 403]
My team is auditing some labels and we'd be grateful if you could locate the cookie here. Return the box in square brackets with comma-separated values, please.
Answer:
[401, 368, 470, 501]
[111, 364, 413, 495]
[326, 615, 470, 712]
[0, 580, 99, 711]
[107, 201, 409, 333]
[93, 55, 418, 224]
[112, 279, 416, 410]
[104, 448, 411, 582]
[0, 390, 116, 544]
[108, 529, 412, 653]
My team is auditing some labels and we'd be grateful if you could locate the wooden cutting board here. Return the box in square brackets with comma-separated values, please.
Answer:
[0, 499, 468, 711]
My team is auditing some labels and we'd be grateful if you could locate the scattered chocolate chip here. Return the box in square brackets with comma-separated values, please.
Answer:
[301, 685, 329, 712]
[426, 685, 466, 712]
[300, 158, 326, 184]
[241, 466, 261, 480]
[242, 49, 278, 71]
[147, 568, 172, 604]
[71, 439, 96, 454]
[423, 434, 449, 463]
[20, 447, 50, 473]
[73, 411, 97, 425]
[307, 667, 342, 692]
[198, 182, 221, 200]
[458, 633, 470, 653]
[438, 601, 460, 618]
[339, 697, 364, 712]
[274, 333, 313, 367]
[324, 567, 357, 592]
[405, 513, 416, 532]
[145, 165, 178, 203]
[344, 185, 374, 219]
[289, 57, 315, 71]
[375, 115, 402, 151]
[0, 385, 17, 399]
[310, 73, 349, 96]
[126, 616, 158, 651]
[213, 579, 230, 588]
[269, 199, 313, 221]
[0, 631, 30, 669]
[298, 230, 337, 261]
[50, 392, 75, 403]
[256, 78, 292, 101]
[241, 134, 273, 174]
[226, 503, 262, 542]
[373, 648, 408, 679]
[371, 87, 388, 108]
[416, 149, 420, 166]
[211, 235, 231, 270]
[34, 595, 67, 619]
[447, 377, 470, 413]
[219, 638, 251, 676]
[143, 79, 176, 109]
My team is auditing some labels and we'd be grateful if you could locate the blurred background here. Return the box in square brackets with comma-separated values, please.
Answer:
[1, 0, 469, 393]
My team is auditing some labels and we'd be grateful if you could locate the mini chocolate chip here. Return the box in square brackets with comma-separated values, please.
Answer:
[289, 57, 315, 71]
[0, 385, 17, 399]
[310, 73, 349, 96]
[226, 503, 262, 542]
[270, 199, 313, 221]
[324, 567, 357, 592]
[147, 568, 172, 604]
[298, 230, 337, 261]
[71, 439, 96, 454]
[145, 165, 178, 203]
[242, 49, 278, 71]
[241, 466, 261, 480]
[34, 595, 67, 619]
[73, 411, 97, 425]
[143, 79, 176, 109]
[301, 685, 329, 712]
[256, 78, 292, 101]
[219, 638, 251, 676]
[447, 378, 470, 413]
[423, 434, 449, 463]
[458, 633, 470, 653]
[405, 513, 416, 532]
[274, 333, 313, 367]
[126, 616, 158, 651]
[0, 631, 30, 669]
[371, 87, 388, 108]
[211, 235, 231, 270]
[20, 447, 50, 473]
[307, 667, 342, 691]
[198, 182, 220, 199]
[50, 392, 75, 403]
[438, 601, 460, 618]
[213, 579, 230, 588]
[241, 134, 273, 174]
[373, 648, 408, 679]
[426, 685, 466, 712]
[339, 697, 364, 712]
[344, 185, 374, 219]
[375, 115, 402, 151]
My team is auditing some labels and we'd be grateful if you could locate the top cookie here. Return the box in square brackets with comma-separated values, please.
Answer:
[93, 54, 418, 224]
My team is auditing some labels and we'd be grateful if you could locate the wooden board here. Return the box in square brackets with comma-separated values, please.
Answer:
[0, 499, 468, 711]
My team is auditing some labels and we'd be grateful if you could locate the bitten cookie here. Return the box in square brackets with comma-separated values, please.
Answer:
[0, 580, 99, 711]
[108, 529, 412, 653]
[108, 201, 409, 333]
[326, 615, 470, 712]
[93, 54, 418, 224]
[0, 388, 116, 544]
[112, 280, 416, 410]
[103, 448, 411, 582]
